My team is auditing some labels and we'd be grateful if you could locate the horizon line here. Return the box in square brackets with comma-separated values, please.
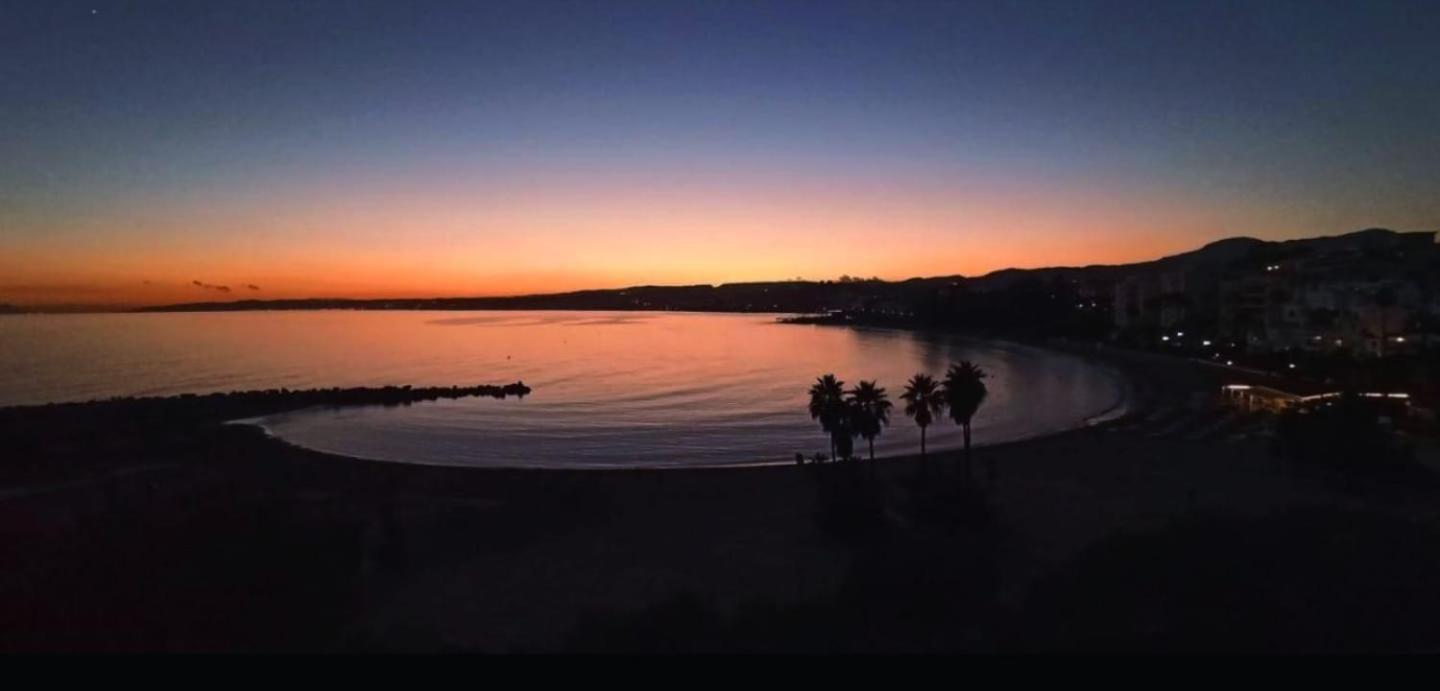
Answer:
[4, 226, 1434, 314]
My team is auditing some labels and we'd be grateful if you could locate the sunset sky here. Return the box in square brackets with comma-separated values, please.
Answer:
[3, 0, 1438, 307]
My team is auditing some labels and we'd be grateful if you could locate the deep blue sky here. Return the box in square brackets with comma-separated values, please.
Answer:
[3, 0, 1438, 304]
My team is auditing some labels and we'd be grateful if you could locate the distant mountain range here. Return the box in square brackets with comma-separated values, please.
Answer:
[0, 303, 28, 315]
[130, 228, 1435, 315]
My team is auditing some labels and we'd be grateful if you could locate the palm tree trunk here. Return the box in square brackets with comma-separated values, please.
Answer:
[920, 426, 928, 476]
[985, 436, 995, 484]
[869, 438, 875, 462]
[963, 423, 972, 481]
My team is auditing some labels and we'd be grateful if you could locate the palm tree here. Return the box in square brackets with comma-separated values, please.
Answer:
[900, 373, 945, 468]
[847, 380, 893, 463]
[834, 407, 857, 462]
[808, 374, 846, 461]
[942, 361, 988, 480]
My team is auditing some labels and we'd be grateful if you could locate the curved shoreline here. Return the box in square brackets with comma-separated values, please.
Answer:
[239, 340, 1136, 471]
[4, 338, 1276, 653]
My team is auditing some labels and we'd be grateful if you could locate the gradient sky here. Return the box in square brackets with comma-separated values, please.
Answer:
[3, 0, 1438, 306]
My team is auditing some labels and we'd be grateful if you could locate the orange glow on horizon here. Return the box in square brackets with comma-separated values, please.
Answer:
[0, 166, 1403, 308]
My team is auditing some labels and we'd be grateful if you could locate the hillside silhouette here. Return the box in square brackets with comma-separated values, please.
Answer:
[133, 228, 1434, 315]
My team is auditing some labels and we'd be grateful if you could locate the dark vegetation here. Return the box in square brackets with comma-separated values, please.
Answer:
[806, 362, 988, 478]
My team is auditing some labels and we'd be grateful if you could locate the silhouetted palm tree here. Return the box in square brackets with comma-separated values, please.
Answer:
[834, 409, 857, 462]
[900, 373, 945, 468]
[808, 374, 846, 461]
[942, 361, 988, 480]
[848, 380, 893, 463]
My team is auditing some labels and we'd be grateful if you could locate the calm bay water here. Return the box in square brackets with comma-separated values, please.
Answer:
[0, 311, 1126, 468]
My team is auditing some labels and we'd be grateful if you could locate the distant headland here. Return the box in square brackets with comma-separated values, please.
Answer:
[125, 228, 1433, 317]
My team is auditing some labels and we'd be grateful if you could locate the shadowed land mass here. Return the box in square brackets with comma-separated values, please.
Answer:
[4, 345, 1439, 652]
[6, 0, 1440, 655]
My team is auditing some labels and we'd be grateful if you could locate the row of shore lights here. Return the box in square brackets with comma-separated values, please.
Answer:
[1173, 330, 1413, 373]
[1161, 331, 1219, 345]
[1163, 331, 1240, 367]
[1221, 384, 1410, 400]
[1164, 330, 1303, 370]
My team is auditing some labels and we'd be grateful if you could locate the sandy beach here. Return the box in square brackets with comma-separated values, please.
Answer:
[4, 343, 1440, 652]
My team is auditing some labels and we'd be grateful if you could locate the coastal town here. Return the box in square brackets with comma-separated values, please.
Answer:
[813, 229, 1439, 427]
[6, 0, 1440, 655]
